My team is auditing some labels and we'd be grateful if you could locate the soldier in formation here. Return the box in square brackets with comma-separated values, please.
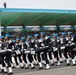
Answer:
[0, 32, 76, 75]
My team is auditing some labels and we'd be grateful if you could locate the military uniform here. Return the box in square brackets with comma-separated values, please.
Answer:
[0, 34, 13, 75]
[26, 36, 35, 69]
[52, 34, 61, 65]
[35, 33, 50, 69]
[14, 38, 23, 68]
[65, 32, 76, 65]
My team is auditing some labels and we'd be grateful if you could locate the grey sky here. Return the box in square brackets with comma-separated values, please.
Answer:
[0, 0, 76, 10]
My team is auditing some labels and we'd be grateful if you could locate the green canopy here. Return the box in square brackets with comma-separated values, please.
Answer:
[0, 8, 76, 27]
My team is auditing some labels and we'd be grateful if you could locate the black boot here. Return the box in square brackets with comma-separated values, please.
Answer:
[7, 72, 13, 75]
[38, 67, 43, 70]
[31, 66, 35, 69]
[66, 63, 70, 66]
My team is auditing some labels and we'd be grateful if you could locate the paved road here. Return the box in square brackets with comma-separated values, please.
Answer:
[1, 61, 76, 75]
[15, 66, 76, 75]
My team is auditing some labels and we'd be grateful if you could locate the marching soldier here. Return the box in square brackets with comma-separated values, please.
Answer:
[73, 35, 76, 61]
[65, 32, 76, 65]
[60, 32, 66, 61]
[26, 36, 35, 69]
[1, 31, 76, 75]
[60, 32, 71, 65]
[4, 34, 13, 75]
[34, 34, 43, 69]
[21, 37, 29, 69]
[47, 36, 54, 65]
[52, 33, 61, 66]
[13, 38, 24, 69]
[40, 32, 50, 69]
[35, 32, 50, 70]
[0, 36, 5, 73]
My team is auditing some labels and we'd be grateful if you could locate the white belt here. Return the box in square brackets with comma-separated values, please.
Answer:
[53, 47, 58, 51]
[24, 49, 27, 51]
[31, 50, 35, 54]
[60, 46, 65, 50]
[31, 48, 34, 50]
[15, 50, 21, 55]
[24, 51, 30, 54]
[39, 47, 43, 49]
[44, 46, 49, 48]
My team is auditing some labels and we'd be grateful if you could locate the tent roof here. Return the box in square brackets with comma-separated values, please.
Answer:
[0, 8, 76, 27]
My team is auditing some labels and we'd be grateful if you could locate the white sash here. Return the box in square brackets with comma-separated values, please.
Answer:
[7, 49, 12, 52]
[70, 43, 75, 46]
[0, 50, 7, 52]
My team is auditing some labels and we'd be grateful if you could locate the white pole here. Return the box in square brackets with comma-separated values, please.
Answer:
[0, 22, 1, 36]
[0, 13, 1, 36]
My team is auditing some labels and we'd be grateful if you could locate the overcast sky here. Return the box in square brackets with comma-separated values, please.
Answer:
[0, 0, 76, 10]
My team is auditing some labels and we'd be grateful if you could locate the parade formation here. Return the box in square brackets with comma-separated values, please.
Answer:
[0, 31, 76, 75]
